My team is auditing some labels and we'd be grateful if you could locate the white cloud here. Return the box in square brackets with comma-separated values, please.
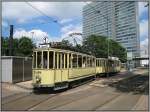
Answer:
[61, 24, 74, 33]
[138, 2, 148, 17]
[140, 19, 148, 39]
[59, 18, 73, 24]
[60, 24, 83, 45]
[13, 29, 50, 45]
[2, 2, 40, 23]
[2, 2, 85, 23]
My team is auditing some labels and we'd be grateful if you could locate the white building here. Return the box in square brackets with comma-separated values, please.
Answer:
[83, 1, 140, 58]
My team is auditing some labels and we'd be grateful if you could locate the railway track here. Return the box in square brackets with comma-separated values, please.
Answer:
[2, 92, 31, 105]
[2, 70, 148, 111]
[2, 92, 59, 111]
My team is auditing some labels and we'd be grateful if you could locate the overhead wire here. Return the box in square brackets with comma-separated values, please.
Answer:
[25, 1, 63, 27]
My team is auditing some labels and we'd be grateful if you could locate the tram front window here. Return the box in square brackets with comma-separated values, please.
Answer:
[37, 52, 42, 68]
[43, 51, 47, 68]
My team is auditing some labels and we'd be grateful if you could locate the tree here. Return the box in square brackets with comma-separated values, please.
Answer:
[18, 37, 35, 56]
[1, 36, 35, 57]
[83, 35, 127, 63]
[1, 37, 9, 56]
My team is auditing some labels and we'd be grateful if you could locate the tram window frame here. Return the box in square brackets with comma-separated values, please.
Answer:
[65, 53, 67, 69]
[55, 53, 58, 69]
[58, 53, 61, 69]
[62, 53, 64, 69]
[90, 57, 92, 67]
[43, 51, 48, 69]
[49, 51, 54, 69]
[87, 57, 89, 67]
[93, 58, 95, 67]
[37, 51, 42, 68]
[102, 60, 104, 67]
[78, 55, 82, 68]
[98, 60, 100, 67]
[72, 54, 77, 68]
[96, 60, 98, 67]
[101, 59, 103, 67]
[82, 56, 86, 68]
[69, 53, 72, 68]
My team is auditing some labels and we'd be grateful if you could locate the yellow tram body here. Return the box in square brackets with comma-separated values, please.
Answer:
[32, 47, 121, 89]
[32, 48, 96, 89]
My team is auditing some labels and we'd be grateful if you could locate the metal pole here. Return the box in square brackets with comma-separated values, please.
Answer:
[9, 25, 13, 56]
[23, 59, 24, 81]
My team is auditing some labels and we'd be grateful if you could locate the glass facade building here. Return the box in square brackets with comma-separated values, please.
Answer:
[83, 2, 140, 57]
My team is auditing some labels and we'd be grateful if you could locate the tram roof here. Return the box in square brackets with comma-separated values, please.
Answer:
[33, 47, 96, 58]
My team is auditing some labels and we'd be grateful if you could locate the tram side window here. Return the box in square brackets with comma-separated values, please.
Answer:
[98, 60, 100, 67]
[99, 60, 101, 67]
[55, 53, 57, 69]
[65, 54, 67, 68]
[62, 53, 64, 68]
[82, 56, 86, 68]
[72, 54, 77, 68]
[33, 52, 36, 68]
[59, 53, 61, 68]
[37, 52, 42, 68]
[93, 58, 95, 67]
[102, 60, 104, 67]
[90, 58, 92, 67]
[43, 51, 48, 68]
[96, 60, 97, 67]
[87, 57, 90, 67]
[69, 54, 71, 68]
[78, 55, 82, 68]
[49, 51, 53, 69]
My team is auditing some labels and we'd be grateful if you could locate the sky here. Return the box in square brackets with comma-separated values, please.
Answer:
[2, 2, 148, 55]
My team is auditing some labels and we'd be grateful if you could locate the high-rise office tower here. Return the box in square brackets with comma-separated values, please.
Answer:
[83, 2, 140, 58]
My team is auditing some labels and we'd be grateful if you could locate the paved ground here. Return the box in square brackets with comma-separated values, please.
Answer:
[1, 68, 149, 111]
[1, 80, 32, 98]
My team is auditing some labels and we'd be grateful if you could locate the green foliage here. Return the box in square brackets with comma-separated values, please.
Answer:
[55, 35, 127, 62]
[82, 35, 127, 63]
[1, 36, 35, 57]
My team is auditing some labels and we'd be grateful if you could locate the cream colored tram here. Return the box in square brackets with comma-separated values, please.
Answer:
[96, 58, 107, 74]
[32, 47, 96, 90]
[96, 58, 121, 75]
[106, 59, 121, 73]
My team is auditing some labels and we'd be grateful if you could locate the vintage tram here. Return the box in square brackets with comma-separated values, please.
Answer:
[32, 47, 121, 90]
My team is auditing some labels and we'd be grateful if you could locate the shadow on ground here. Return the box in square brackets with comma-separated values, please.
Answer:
[108, 73, 149, 95]
[33, 87, 68, 94]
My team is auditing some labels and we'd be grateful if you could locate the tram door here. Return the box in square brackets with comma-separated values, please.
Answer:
[55, 52, 68, 83]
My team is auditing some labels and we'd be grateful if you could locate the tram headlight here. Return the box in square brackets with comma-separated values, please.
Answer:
[35, 76, 41, 83]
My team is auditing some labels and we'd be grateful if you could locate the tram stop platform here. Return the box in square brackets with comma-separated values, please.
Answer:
[2, 80, 32, 98]
[15, 80, 33, 90]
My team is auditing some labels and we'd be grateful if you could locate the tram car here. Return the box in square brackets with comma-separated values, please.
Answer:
[32, 47, 121, 90]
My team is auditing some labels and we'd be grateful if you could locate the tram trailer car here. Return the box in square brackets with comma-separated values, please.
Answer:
[32, 48, 121, 90]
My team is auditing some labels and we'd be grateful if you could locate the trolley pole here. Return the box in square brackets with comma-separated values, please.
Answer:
[9, 25, 14, 56]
